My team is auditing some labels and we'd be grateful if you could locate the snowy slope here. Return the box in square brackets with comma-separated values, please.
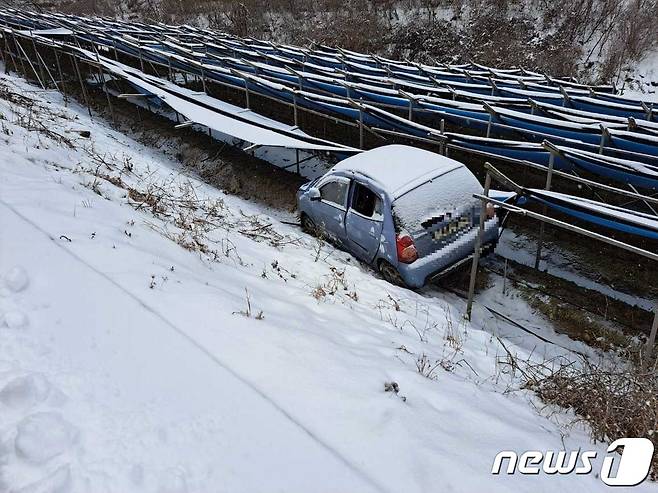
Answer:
[0, 74, 652, 492]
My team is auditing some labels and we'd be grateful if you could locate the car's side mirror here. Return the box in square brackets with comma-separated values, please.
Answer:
[308, 187, 321, 201]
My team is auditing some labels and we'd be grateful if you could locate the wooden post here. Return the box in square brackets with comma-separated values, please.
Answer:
[30, 33, 47, 88]
[0, 35, 8, 73]
[244, 79, 250, 109]
[36, 48, 58, 89]
[560, 86, 570, 108]
[646, 307, 658, 368]
[502, 258, 508, 295]
[98, 66, 116, 127]
[598, 125, 609, 154]
[359, 107, 364, 149]
[12, 31, 28, 79]
[72, 54, 92, 118]
[296, 149, 300, 174]
[138, 47, 145, 72]
[2, 34, 17, 74]
[439, 118, 446, 155]
[641, 102, 653, 122]
[293, 93, 298, 127]
[54, 47, 67, 105]
[15, 36, 44, 89]
[466, 170, 492, 320]
[534, 151, 555, 270]
[486, 113, 493, 138]
[201, 65, 207, 93]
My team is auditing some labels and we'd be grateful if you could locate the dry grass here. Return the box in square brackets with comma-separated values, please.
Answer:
[311, 266, 358, 302]
[525, 358, 658, 480]
[519, 287, 633, 353]
[19, 0, 658, 82]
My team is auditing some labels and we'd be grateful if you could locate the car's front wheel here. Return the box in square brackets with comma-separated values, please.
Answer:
[378, 260, 407, 287]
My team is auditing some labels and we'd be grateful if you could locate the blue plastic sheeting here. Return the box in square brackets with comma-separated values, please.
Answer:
[446, 134, 572, 169]
[591, 91, 658, 109]
[445, 133, 658, 190]
[569, 96, 657, 122]
[6, 9, 658, 196]
[419, 101, 490, 127]
[556, 147, 658, 190]
[498, 87, 565, 104]
[528, 190, 658, 240]
[563, 155, 658, 191]
[351, 87, 413, 108]
[608, 131, 658, 157]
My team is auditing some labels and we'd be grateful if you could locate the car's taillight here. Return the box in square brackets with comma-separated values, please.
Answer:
[396, 233, 418, 264]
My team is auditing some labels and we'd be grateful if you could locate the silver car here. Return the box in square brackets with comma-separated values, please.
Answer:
[297, 145, 499, 287]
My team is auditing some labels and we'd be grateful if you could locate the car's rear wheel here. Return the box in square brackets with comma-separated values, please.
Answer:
[301, 213, 317, 235]
[378, 260, 407, 287]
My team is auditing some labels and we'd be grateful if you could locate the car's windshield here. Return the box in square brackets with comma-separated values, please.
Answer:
[392, 167, 482, 234]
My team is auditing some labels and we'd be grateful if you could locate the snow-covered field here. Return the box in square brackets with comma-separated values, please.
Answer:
[0, 73, 651, 492]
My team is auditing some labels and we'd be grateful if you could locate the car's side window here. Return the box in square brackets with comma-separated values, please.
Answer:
[351, 182, 382, 219]
[320, 179, 349, 208]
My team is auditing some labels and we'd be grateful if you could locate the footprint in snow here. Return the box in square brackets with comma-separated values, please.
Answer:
[15, 412, 78, 465]
[4, 266, 29, 293]
[157, 468, 189, 493]
[0, 374, 51, 410]
[9, 463, 72, 493]
[2, 311, 29, 330]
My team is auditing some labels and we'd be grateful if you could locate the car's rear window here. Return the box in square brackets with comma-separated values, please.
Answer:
[392, 167, 482, 233]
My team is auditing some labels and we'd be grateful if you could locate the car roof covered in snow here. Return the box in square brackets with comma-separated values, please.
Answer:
[330, 145, 466, 198]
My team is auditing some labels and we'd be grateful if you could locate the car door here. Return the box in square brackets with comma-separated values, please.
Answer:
[313, 176, 351, 244]
[345, 181, 384, 262]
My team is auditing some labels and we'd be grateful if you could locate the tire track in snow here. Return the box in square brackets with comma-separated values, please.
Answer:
[1, 199, 390, 493]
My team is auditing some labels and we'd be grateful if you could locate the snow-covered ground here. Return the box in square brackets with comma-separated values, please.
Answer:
[496, 231, 655, 311]
[618, 51, 658, 102]
[0, 73, 652, 492]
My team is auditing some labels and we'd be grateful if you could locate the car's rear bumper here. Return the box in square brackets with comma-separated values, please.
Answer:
[397, 219, 499, 288]
[427, 241, 496, 283]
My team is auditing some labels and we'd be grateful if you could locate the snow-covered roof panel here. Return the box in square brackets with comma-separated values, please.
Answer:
[331, 144, 465, 197]
[77, 48, 357, 153]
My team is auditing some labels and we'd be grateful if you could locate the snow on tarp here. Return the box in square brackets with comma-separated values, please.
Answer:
[16, 27, 72, 35]
[551, 148, 658, 191]
[570, 95, 654, 120]
[556, 146, 658, 178]
[447, 133, 541, 149]
[608, 129, 658, 157]
[75, 49, 357, 153]
[593, 90, 658, 108]
[533, 100, 629, 124]
[446, 133, 570, 169]
[528, 189, 658, 240]
[491, 105, 627, 132]
[609, 128, 658, 145]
